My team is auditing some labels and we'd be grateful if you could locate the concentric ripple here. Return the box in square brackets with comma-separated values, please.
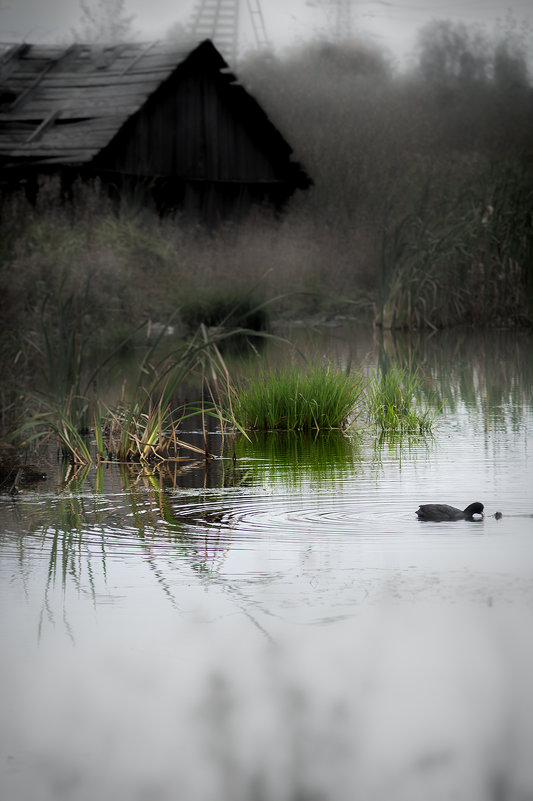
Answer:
[166, 487, 414, 541]
[0, 481, 415, 567]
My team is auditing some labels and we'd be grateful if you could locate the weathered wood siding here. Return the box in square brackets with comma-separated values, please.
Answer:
[95, 45, 294, 184]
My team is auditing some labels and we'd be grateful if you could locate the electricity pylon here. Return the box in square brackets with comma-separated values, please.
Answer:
[314, 0, 354, 42]
[189, 0, 270, 63]
[334, 0, 353, 42]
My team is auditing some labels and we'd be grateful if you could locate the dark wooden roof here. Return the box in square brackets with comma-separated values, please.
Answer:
[0, 39, 309, 188]
[0, 40, 200, 167]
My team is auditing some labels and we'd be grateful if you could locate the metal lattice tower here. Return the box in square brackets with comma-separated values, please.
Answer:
[319, 0, 354, 42]
[246, 0, 270, 51]
[189, 0, 270, 63]
[334, 0, 353, 42]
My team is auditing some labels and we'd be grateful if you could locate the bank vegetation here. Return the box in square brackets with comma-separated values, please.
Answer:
[1, 18, 532, 445]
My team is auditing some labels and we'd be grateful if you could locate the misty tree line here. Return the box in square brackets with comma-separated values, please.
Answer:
[69, 4, 533, 194]
[65, 1, 533, 325]
[239, 19, 531, 209]
[234, 19, 532, 323]
[72, 0, 135, 43]
[72, 0, 532, 234]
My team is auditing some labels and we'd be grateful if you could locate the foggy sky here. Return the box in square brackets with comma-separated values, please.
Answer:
[1, 0, 532, 64]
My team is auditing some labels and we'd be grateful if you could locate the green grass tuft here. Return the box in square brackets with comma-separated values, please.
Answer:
[366, 368, 438, 433]
[232, 364, 366, 431]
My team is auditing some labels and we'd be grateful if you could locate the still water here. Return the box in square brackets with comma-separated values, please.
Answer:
[1, 326, 532, 801]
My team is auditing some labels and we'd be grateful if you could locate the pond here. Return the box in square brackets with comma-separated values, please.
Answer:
[1, 324, 532, 801]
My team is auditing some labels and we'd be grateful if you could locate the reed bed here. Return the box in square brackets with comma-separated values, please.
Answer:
[375, 158, 533, 330]
[229, 360, 439, 435]
[13, 355, 440, 463]
[14, 304, 440, 458]
[231, 364, 366, 431]
[98, 324, 253, 463]
[16, 282, 121, 463]
[16, 308, 247, 464]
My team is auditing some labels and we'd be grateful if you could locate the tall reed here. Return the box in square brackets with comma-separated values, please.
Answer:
[102, 323, 250, 462]
[14, 279, 266, 463]
[17, 277, 112, 462]
[376, 159, 533, 329]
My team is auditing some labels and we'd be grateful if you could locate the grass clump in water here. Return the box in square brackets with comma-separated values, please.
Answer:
[232, 364, 366, 431]
[367, 368, 437, 433]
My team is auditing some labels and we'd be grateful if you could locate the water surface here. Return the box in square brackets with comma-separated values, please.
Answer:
[1, 326, 532, 801]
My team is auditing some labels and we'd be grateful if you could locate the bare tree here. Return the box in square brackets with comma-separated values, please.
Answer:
[73, 0, 136, 44]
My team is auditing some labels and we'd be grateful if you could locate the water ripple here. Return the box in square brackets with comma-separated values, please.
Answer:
[166, 490, 418, 542]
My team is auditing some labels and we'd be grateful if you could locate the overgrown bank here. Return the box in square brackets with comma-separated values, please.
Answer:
[2, 22, 532, 348]
[1, 21, 532, 442]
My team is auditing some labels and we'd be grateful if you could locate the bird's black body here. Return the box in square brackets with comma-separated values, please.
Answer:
[416, 502, 484, 521]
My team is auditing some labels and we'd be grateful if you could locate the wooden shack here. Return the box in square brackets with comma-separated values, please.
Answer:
[0, 39, 311, 222]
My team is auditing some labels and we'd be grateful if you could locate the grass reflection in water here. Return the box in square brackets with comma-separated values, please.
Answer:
[377, 327, 533, 433]
[2, 426, 437, 633]
[1, 366, 532, 801]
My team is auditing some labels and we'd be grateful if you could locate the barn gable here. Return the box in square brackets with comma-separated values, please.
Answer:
[0, 39, 311, 221]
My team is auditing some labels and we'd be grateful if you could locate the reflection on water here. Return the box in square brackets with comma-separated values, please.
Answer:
[1, 326, 533, 801]
[377, 326, 533, 431]
[281, 322, 533, 430]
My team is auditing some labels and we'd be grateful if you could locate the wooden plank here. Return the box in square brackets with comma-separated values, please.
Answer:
[7, 70, 165, 86]
[0, 111, 127, 126]
[20, 46, 66, 60]
[0, 136, 33, 146]
[22, 71, 173, 88]
[1, 119, 124, 150]
[4, 42, 184, 72]
[121, 40, 158, 74]
[8, 65, 56, 110]
[55, 117, 125, 130]
[31, 83, 159, 100]
[16, 99, 139, 115]
[3, 78, 164, 99]
[51, 51, 179, 70]
[19, 136, 110, 151]
[42, 125, 114, 143]
[3, 54, 183, 89]
[126, 50, 189, 67]
[0, 117, 36, 128]
[3, 146, 96, 157]
[0, 43, 30, 66]
[0, 135, 107, 152]
[2, 155, 90, 166]
[26, 110, 60, 142]
[8, 43, 78, 110]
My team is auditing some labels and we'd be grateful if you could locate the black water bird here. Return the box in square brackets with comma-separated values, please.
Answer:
[416, 502, 484, 521]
